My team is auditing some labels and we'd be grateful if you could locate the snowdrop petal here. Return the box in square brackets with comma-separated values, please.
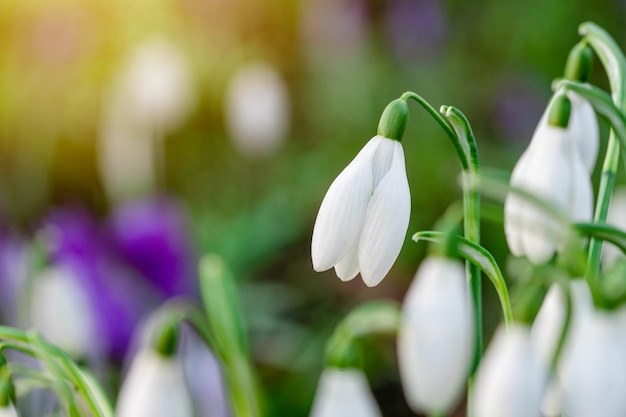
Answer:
[604, 188, 626, 266]
[116, 350, 194, 417]
[0, 404, 17, 417]
[568, 92, 599, 174]
[358, 141, 410, 286]
[568, 151, 593, 222]
[310, 368, 381, 417]
[472, 325, 547, 417]
[561, 313, 626, 417]
[334, 239, 360, 281]
[311, 137, 381, 271]
[504, 148, 533, 257]
[398, 257, 473, 414]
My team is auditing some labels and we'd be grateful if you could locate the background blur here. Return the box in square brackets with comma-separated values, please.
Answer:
[0, 0, 623, 415]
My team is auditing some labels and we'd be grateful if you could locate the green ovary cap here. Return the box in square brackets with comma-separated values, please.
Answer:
[565, 42, 594, 83]
[153, 318, 180, 357]
[377, 98, 409, 141]
[548, 95, 571, 128]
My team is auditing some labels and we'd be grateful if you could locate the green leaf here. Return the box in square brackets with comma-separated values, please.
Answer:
[413, 231, 513, 325]
[573, 222, 626, 255]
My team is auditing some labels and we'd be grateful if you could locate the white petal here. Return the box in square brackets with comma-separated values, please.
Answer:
[561, 312, 626, 417]
[505, 147, 534, 257]
[310, 368, 382, 417]
[398, 257, 473, 414]
[117, 350, 194, 417]
[567, 92, 599, 174]
[567, 149, 593, 223]
[358, 141, 410, 286]
[334, 239, 360, 281]
[472, 325, 547, 417]
[604, 187, 626, 266]
[517, 126, 571, 264]
[370, 135, 395, 187]
[0, 404, 18, 417]
[311, 137, 381, 271]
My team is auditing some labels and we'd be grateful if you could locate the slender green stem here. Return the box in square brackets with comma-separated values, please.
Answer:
[400, 92, 469, 169]
[550, 281, 572, 372]
[579, 22, 626, 284]
[440, 107, 482, 376]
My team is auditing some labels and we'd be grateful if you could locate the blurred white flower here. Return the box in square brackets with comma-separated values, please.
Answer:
[0, 404, 17, 417]
[530, 279, 593, 417]
[311, 135, 410, 287]
[504, 96, 593, 265]
[113, 38, 194, 133]
[560, 311, 626, 417]
[31, 265, 97, 359]
[397, 256, 473, 415]
[116, 349, 193, 417]
[472, 324, 548, 417]
[309, 368, 381, 417]
[225, 62, 290, 158]
[603, 187, 626, 267]
[98, 37, 194, 202]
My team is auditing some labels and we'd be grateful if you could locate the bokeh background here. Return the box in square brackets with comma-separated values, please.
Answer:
[0, 0, 623, 415]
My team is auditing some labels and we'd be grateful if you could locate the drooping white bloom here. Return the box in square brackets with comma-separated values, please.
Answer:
[530, 279, 593, 417]
[31, 265, 97, 359]
[560, 311, 626, 417]
[116, 349, 193, 417]
[225, 62, 290, 158]
[0, 404, 18, 417]
[603, 187, 626, 267]
[397, 256, 474, 414]
[472, 324, 548, 417]
[504, 97, 593, 265]
[311, 135, 410, 287]
[309, 368, 382, 417]
[566, 92, 599, 173]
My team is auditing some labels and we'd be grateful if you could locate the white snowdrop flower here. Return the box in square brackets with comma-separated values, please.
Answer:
[560, 311, 626, 417]
[504, 95, 593, 265]
[225, 62, 290, 158]
[530, 279, 593, 417]
[31, 265, 96, 359]
[0, 404, 17, 417]
[603, 187, 626, 267]
[309, 368, 381, 417]
[116, 349, 193, 417]
[397, 256, 474, 414]
[114, 37, 194, 133]
[311, 98, 410, 286]
[472, 324, 548, 417]
[566, 92, 598, 173]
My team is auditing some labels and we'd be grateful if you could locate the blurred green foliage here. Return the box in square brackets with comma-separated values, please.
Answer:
[0, 0, 624, 415]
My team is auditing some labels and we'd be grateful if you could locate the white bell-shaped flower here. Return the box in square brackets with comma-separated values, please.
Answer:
[116, 349, 193, 417]
[31, 265, 97, 359]
[504, 95, 593, 265]
[309, 367, 381, 417]
[603, 187, 626, 267]
[560, 311, 626, 417]
[472, 324, 548, 417]
[397, 256, 474, 414]
[225, 62, 290, 158]
[566, 92, 599, 173]
[0, 404, 17, 417]
[530, 279, 593, 417]
[311, 135, 410, 286]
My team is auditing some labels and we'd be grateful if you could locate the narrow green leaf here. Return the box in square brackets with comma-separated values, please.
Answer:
[574, 222, 626, 255]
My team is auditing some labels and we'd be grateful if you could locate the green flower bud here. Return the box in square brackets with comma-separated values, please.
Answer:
[153, 318, 180, 357]
[564, 42, 594, 83]
[377, 98, 409, 141]
[548, 95, 571, 128]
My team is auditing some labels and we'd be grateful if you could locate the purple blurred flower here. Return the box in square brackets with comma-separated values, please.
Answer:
[43, 208, 158, 359]
[107, 197, 197, 298]
[384, 0, 447, 60]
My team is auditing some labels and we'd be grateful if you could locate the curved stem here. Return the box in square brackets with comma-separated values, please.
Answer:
[550, 281, 572, 372]
[440, 106, 483, 376]
[400, 91, 469, 169]
[579, 22, 626, 284]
